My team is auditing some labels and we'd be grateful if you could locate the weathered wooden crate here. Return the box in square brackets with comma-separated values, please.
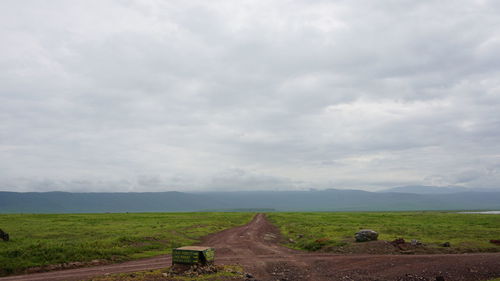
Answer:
[172, 246, 215, 265]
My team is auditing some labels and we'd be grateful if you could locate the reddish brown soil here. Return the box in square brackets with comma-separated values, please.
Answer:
[1, 214, 499, 281]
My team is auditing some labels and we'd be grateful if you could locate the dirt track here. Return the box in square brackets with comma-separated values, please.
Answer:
[1, 214, 499, 281]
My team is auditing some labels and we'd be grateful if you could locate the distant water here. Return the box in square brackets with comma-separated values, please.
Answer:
[458, 211, 500, 214]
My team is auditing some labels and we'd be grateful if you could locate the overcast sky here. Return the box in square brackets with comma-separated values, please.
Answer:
[1, 0, 500, 192]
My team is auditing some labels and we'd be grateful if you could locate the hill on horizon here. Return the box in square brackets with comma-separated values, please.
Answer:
[379, 185, 500, 194]
[1, 187, 500, 213]
[379, 185, 469, 194]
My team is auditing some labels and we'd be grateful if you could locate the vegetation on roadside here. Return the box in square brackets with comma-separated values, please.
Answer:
[268, 212, 500, 253]
[88, 265, 245, 281]
[0, 212, 253, 276]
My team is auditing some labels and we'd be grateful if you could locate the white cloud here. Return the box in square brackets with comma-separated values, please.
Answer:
[1, 0, 499, 191]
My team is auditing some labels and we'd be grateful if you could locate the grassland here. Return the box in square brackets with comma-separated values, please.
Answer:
[0, 212, 253, 276]
[2, 211, 499, 278]
[268, 212, 500, 252]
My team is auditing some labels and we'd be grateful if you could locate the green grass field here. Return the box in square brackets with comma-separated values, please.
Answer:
[0, 212, 253, 276]
[268, 212, 500, 252]
[1, 212, 499, 277]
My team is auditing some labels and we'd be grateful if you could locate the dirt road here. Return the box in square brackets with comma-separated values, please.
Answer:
[1, 214, 499, 281]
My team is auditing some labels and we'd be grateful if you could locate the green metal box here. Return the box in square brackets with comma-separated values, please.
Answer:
[172, 246, 215, 265]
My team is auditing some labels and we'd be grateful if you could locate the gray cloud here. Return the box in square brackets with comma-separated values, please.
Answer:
[1, 0, 500, 192]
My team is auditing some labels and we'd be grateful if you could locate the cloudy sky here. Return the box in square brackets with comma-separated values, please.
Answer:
[1, 0, 500, 192]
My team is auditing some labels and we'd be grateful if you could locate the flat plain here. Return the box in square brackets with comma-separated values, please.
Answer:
[1, 212, 499, 280]
[0, 212, 253, 276]
[268, 211, 500, 252]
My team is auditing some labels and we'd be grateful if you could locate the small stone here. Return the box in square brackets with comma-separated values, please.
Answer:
[355, 229, 378, 242]
[246, 273, 254, 278]
[411, 239, 422, 246]
[441, 242, 451, 247]
[391, 238, 405, 245]
[0, 229, 9, 242]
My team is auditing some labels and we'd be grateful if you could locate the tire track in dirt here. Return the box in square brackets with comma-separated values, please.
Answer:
[201, 213, 314, 280]
[1, 213, 499, 281]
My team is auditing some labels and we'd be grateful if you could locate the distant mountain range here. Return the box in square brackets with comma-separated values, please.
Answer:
[1, 186, 499, 213]
[379, 185, 499, 194]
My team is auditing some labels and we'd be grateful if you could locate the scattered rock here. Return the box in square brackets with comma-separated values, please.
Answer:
[269, 261, 306, 280]
[397, 273, 428, 280]
[245, 272, 254, 278]
[165, 264, 221, 277]
[391, 238, 405, 245]
[490, 239, 500, 245]
[391, 238, 407, 250]
[297, 234, 304, 239]
[410, 239, 422, 246]
[288, 238, 295, 243]
[0, 229, 9, 241]
[355, 229, 378, 242]
[441, 242, 451, 247]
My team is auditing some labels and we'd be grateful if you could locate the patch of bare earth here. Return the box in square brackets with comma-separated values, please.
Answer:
[1, 214, 499, 281]
[320, 239, 499, 255]
[88, 265, 246, 281]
